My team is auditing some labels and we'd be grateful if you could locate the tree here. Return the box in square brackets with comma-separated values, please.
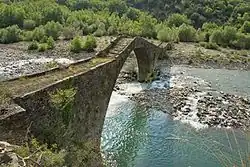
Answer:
[167, 13, 191, 27]
[178, 24, 197, 42]
[241, 21, 250, 33]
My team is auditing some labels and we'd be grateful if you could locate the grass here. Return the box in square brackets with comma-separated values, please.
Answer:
[0, 57, 113, 107]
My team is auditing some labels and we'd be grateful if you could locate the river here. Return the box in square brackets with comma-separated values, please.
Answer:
[101, 65, 250, 167]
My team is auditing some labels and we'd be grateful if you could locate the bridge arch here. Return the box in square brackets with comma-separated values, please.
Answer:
[0, 37, 166, 166]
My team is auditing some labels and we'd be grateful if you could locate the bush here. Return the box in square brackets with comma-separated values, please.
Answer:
[87, 24, 98, 34]
[70, 36, 83, 53]
[178, 24, 197, 42]
[31, 26, 47, 42]
[210, 26, 237, 47]
[38, 43, 49, 52]
[241, 21, 250, 33]
[44, 21, 63, 40]
[167, 13, 191, 27]
[200, 42, 219, 50]
[83, 35, 97, 52]
[0, 5, 25, 28]
[93, 28, 106, 37]
[231, 33, 250, 49]
[0, 25, 22, 44]
[222, 26, 237, 46]
[28, 41, 39, 50]
[107, 26, 116, 35]
[157, 27, 179, 42]
[210, 29, 224, 45]
[47, 36, 55, 49]
[23, 19, 36, 30]
[62, 26, 79, 40]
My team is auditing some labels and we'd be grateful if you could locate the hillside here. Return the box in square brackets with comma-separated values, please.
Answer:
[0, 0, 250, 51]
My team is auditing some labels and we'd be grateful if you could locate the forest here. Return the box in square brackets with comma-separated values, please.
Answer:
[0, 0, 250, 50]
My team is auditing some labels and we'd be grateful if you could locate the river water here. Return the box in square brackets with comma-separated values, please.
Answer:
[101, 66, 250, 167]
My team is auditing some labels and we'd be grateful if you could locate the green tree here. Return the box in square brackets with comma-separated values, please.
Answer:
[178, 24, 197, 42]
[0, 25, 22, 44]
[44, 21, 63, 40]
[241, 21, 250, 33]
[70, 36, 83, 53]
[167, 13, 191, 27]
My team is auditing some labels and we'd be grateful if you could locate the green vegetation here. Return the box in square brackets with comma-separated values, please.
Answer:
[14, 138, 65, 167]
[0, 0, 249, 50]
[70, 35, 97, 53]
[28, 41, 39, 50]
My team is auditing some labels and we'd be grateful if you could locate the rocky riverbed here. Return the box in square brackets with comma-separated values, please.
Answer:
[0, 36, 114, 81]
[123, 66, 250, 129]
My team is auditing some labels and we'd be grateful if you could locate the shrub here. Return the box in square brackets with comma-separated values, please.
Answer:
[210, 29, 224, 46]
[178, 24, 197, 42]
[93, 28, 106, 37]
[23, 19, 36, 30]
[87, 24, 97, 34]
[31, 26, 47, 42]
[44, 21, 63, 40]
[28, 41, 39, 50]
[70, 36, 83, 53]
[222, 26, 237, 46]
[200, 42, 219, 50]
[167, 13, 191, 27]
[83, 35, 97, 52]
[157, 27, 179, 42]
[107, 26, 116, 35]
[62, 26, 79, 40]
[38, 43, 49, 52]
[0, 5, 25, 28]
[241, 21, 250, 33]
[0, 25, 22, 44]
[47, 36, 55, 49]
[231, 33, 250, 49]
[202, 22, 219, 32]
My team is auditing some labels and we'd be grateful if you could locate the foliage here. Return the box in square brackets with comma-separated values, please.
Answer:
[50, 88, 77, 127]
[200, 42, 220, 50]
[62, 26, 79, 40]
[0, 4, 25, 28]
[28, 41, 39, 50]
[70, 35, 97, 52]
[38, 43, 49, 52]
[241, 21, 250, 33]
[44, 21, 63, 40]
[210, 29, 224, 46]
[178, 24, 197, 42]
[157, 27, 179, 42]
[167, 13, 191, 27]
[30, 26, 46, 42]
[47, 36, 55, 49]
[23, 19, 36, 30]
[83, 35, 97, 52]
[14, 138, 65, 167]
[0, 0, 249, 50]
[0, 25, 22, 44]
[70, 36, 84, 53]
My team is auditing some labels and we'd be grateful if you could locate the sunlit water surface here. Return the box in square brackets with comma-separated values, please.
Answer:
[101, 66, 250, 167]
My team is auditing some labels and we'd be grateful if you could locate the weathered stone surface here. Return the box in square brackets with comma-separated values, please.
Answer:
[0, 36, 167, 166]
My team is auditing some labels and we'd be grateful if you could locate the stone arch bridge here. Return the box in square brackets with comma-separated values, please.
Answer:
[0, 37, 167, 166]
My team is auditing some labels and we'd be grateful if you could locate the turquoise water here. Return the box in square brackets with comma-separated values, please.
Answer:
[101, 67, 250, 167]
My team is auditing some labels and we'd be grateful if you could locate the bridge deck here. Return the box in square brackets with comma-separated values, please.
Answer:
[0, 57, 114, 106]
[0, 37, 167, 119]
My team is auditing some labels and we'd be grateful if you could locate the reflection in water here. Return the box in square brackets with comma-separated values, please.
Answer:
[101, 66, 250, 167]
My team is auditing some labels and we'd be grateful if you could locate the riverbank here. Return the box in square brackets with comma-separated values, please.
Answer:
[163, 42, 250, 70]
[116, 44, 250, 129]
[126, 64, 250, 129]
